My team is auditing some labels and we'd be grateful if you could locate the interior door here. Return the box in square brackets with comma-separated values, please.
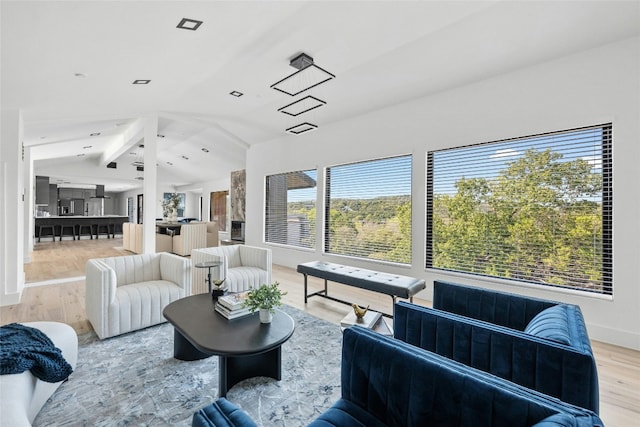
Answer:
[210, 190, 228, 231]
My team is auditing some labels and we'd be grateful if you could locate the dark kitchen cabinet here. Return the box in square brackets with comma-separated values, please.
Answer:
[35, 176, 49, 204]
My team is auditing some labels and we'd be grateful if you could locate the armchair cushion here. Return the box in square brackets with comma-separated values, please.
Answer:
[524, 305, 572, 345]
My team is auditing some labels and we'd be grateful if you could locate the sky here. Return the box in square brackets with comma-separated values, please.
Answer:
[282, 126, 606, 202]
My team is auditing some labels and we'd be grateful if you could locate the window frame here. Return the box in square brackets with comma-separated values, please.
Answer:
[264, 168, 318, 250]
[324, 154, 413, 265]
[426, 124, 613, 295]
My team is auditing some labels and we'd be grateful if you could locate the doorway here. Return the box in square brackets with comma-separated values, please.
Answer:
[210, 190, 228, 231]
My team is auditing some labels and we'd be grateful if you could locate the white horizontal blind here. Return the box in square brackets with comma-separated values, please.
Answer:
[265, 169, 317, 249]
[325, 155, 412, 264]
[426, 124, 612, 295]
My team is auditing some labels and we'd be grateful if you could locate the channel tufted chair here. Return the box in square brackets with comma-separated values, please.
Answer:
[191, 245, 271, 294]
[172, 222, 207, 256]
[85, 252, 191, 339]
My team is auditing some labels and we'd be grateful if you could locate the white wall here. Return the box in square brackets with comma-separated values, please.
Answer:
[0, 109, 25, 306]
[246, 37, 640, 350]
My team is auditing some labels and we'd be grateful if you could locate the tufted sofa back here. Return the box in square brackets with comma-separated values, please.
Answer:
[99, 253, 162, 287]
[433, 280, 559, 330]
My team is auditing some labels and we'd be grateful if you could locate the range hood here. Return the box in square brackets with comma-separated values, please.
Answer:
[92, 185, 108, 198]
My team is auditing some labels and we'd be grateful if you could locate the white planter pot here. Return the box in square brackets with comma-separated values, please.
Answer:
[259, 309, 273, 324]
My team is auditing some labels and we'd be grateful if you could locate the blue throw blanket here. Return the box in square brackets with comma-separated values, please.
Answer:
[0, 323, 73, 382]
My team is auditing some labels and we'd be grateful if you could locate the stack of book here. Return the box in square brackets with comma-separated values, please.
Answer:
[215, 292, 252, 320]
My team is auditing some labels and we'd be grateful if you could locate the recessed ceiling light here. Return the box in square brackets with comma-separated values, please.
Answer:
[83, 145, 92, 149]
[133, 79, 151, 84]
[286, 122, 318, 135]
[201, 148, 209, 153]
[181, 155, 189, 160]
[230, 90, 243, 97]
[90, 132, 101, 136]
[177, 18, 203, 31]
[77, 153, 86, 157]
[74, 73, 87, 78]
[157, 134, 165, 138]
[166, 161, 173, 166]
[139, 144, 144, 148]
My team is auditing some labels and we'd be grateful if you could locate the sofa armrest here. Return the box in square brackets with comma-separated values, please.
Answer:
[85, 259, 117, 340]
[192, 398, 257, 427]
[433, 280, 560, 330]
[159, 252, 192, 294]
[394, 301, 599, 413]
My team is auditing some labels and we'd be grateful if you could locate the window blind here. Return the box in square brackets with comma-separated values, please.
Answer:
[325, 155, 412, 264]
[264, 169, 317, 249]
[427, 124, 612, 295]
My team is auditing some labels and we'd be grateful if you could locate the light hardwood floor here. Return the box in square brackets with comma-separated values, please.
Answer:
[2, 239, 638, 426]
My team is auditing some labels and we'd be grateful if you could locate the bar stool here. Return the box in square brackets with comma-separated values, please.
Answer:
[77, 223, 93, 240]
[59, 224, 76, 241]
[38, 224, 56, 242]
[94, 220, 111, 239]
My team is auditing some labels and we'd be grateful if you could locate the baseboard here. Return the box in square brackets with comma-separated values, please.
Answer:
[0, 290, 22, 306]
[588, 323, 640, 351]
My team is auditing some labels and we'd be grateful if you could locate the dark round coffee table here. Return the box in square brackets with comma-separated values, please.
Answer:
[163, 293, 295, 397]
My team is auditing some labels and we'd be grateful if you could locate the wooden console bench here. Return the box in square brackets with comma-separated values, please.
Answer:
[297, 261, 426, 317]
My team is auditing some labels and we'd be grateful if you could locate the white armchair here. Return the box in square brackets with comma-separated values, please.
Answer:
[85, 252, 191, 339]
[122, 222, 142, 254]
[172, 222, 207, 256]
[191, 245, 272, 294]
[205, 221, 219, 247]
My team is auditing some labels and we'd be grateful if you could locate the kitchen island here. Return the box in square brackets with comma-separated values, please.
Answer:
[34, 215, 129, 241]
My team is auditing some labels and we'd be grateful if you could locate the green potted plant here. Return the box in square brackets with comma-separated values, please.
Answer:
[243, 282, 287, 323]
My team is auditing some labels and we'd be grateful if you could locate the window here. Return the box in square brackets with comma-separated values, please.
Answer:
[325, 155, 412, 264]
[265, 169, 317, 248]
[427, 124, 612, 295]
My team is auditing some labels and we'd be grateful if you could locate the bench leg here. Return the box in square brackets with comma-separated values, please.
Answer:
[324, 279, 328, 296]
[304, 274, 308, 303]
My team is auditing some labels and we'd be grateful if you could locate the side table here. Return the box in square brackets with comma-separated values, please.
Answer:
[194, 260, 222, 294]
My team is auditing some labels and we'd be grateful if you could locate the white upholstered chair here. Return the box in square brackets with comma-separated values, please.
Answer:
[205, 221, 219, 247]
[85, 252, 191, 339]
[172, 222, 207, 256]
[191, 245, 271, 294]
[122, 222, 143, 254]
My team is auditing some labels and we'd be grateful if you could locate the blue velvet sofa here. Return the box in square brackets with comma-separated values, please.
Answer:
[394, 280, 599, 413]
[192, 327, 603, 427]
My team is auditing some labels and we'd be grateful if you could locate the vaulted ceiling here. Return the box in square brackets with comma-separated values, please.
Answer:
[2, 1, 638, 192]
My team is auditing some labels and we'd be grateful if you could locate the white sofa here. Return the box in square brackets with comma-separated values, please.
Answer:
[85, 252, 191, 339]
[191, 245, 271, 294]
[0, 321, 78, 426]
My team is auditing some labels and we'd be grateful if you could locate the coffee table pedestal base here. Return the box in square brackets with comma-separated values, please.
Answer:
[174, 329, 212, 361]
[219, 346, 282, 397]
[172, 329, 283, 397]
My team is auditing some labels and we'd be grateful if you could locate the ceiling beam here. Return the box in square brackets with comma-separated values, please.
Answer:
[159, 112, 251, 150]
[98, 118, 144, 166]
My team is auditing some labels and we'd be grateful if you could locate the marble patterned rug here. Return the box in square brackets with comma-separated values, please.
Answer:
[34, 305, 343, 427]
